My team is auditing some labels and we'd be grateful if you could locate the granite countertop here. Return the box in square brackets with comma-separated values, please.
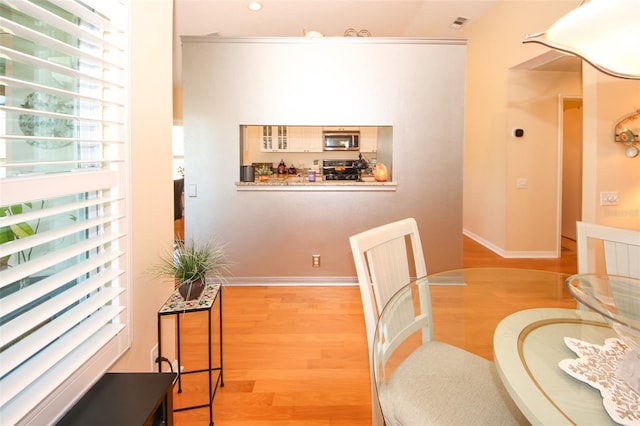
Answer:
[237, 174, 389, 185]
[235, 175, 397, 191]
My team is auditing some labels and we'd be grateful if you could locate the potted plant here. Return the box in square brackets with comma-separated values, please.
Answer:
[255, 165, 273, 182]
[153, 238, 232, 301]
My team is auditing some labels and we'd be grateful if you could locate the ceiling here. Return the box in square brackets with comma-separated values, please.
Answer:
[173, 1, 581, 89]
[173, 0, 501, 88]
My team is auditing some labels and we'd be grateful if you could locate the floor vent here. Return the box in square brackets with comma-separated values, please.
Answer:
[450, 16, 469, 29]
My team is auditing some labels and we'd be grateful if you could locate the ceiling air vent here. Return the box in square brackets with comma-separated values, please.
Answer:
[450, 17, 468, 30]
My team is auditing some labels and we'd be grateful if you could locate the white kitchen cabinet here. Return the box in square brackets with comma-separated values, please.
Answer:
[260, 125, 274, 151]
[261, 125, 288, 152]
[284, 126, 322, 152]
[360, 127, 378, 153]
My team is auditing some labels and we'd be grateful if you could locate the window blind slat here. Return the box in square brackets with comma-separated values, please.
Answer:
[0, 18, 124, 70]
[0, 170, 119, 206]
[0, 160, 116, 170]
[0, 309, 125, 406]
[0, 282, 124, 377]
[0, 75, 125, 107]
[1, 104, 125, 127]
[7, 0, 124, 52]
[0, 48, 125, 90]
[1, 251, 123, 315]
[0, 196, 124, 227]
[0, 232, 125, 290]
[0, 212, 124, 258]
[47, 0, 126, 33]
[1, 135, 124, 145]
[0, 325, 125, 426]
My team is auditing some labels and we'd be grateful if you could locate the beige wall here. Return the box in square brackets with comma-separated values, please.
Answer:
[504, 70, 581, 254]
[172, 1, 640, 266]
[583, 67, 640, 228]
[463, 0, 640, 255]
[111, 0, 175, 372]
[182, 38, 467, 281]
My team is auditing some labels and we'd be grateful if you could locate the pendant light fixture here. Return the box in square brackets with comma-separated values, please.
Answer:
[523, 0, 640, 79]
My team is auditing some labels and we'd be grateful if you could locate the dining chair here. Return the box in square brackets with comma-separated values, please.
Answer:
[576, 221, 640, 278]
[349, 218, 526, 425]
[575, 221, 640, 312]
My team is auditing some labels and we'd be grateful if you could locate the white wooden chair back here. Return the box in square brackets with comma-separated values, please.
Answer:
[576, 221, 640, 278]
[372, 276, 432, 385]
[576, 221, 640, 310]
[349, 218, 429, 426]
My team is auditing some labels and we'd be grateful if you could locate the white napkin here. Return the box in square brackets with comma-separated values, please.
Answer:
[559, 337, 640, 426]
[619, 347, 640, 395]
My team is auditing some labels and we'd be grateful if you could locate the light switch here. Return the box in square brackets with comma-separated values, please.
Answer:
[188, 184, 197, 197]
[600, 192, 619, 206]
[516, 178, 528, 189]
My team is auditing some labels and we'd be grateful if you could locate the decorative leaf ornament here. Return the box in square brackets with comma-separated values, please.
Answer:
[19, 92, 74, 149]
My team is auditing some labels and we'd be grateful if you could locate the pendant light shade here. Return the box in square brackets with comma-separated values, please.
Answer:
[524, 0, 640, 79]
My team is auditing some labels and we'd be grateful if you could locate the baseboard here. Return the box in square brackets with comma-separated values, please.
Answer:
[224, 277, 358, 286]
[224, 276, 464, 286]
[463, 229, 558, 259]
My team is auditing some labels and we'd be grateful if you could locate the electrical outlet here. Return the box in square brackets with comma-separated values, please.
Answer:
[312, 255, 321, 267]
[600, 192, 620, 206]
[150, 344, 159, 372]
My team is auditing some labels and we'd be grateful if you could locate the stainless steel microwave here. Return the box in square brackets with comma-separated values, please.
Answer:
[323, 131, 360, 151]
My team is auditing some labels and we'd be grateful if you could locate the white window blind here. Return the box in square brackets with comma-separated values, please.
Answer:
[0, 1, 130, 424]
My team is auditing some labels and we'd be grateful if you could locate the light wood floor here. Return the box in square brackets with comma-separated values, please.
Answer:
[172, 236, 578, 425]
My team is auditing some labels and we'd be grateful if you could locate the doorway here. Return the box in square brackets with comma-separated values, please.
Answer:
[559, 96, 583, 241]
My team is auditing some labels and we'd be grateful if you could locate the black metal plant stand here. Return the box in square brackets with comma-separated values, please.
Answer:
[157, 283, 223, 426]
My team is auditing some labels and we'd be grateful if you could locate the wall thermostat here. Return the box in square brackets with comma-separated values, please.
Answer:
[513, 128, 524, 138]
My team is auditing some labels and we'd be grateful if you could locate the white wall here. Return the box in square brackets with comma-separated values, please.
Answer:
[110, 0, 175, 372]
[182, 37, 467, 280]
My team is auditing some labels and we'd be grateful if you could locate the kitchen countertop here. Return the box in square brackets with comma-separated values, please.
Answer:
[235, 175, 397, 192]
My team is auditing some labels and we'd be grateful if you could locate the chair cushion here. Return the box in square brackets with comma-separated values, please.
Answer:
[378, 341, 529, 425]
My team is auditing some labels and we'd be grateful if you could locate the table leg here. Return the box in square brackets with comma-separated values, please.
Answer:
[176, 314, 182, 393]
[219, 288, 224, 387]
[208, 307, 213, 426]
[157, 315, 162, 372]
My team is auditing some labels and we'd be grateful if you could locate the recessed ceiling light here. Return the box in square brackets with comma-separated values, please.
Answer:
[248, 2, 262, 11]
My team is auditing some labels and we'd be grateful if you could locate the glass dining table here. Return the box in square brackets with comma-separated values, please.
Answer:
[425, 267, 577, 360]
[493, 307, 617, 425]
[492, 273, 640, 425]
[391, 268, 623, 424]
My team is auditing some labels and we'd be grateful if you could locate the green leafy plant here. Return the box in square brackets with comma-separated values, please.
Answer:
[0, 202, 43, 268]
[152, 238, 232, 290]
[255, 165, 273, 176]
[0, 202, 76, 271]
